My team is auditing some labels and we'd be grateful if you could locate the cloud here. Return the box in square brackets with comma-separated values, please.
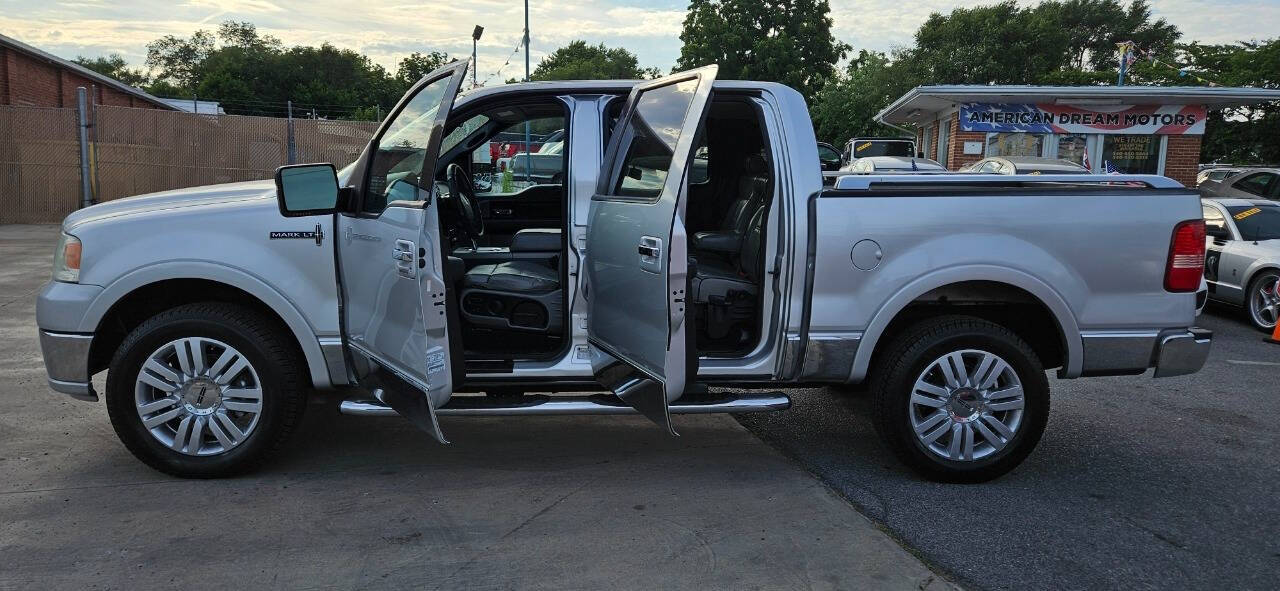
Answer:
[1, 0, 1274, 81]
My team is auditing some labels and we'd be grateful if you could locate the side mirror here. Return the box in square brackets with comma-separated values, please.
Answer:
[275, 163, 339, 217]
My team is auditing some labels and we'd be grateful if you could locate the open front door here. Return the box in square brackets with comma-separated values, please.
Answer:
[336, 61, 468, 443]
[584, 65, 718, 435]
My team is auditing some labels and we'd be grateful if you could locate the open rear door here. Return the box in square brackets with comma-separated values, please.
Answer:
[584, 65, 718, 435]
[336, 61, 468, 443]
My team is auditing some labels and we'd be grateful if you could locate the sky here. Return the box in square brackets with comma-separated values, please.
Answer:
[0, 0, 1276, 86]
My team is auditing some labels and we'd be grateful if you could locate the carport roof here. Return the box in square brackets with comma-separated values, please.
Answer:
[876, 85, 1280, 126]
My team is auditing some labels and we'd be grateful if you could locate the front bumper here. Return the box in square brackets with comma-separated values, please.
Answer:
[1153, 327, 1212, 378]
[39, 330, 97, 400]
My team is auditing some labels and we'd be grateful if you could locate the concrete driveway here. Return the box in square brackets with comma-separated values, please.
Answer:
[0, 225, 950, 590]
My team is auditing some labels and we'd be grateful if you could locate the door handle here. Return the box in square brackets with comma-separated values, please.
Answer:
[493, 208, 513, 217]
[637, 236, 662, 273]
[393, 239, 416, 278]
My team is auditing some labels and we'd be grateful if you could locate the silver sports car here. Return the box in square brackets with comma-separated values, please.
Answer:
[1201, 197, 1280, 331]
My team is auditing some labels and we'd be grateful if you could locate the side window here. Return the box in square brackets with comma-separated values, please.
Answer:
[362, 76, 452, 215]
[481, 117, 566, 196]
[608, 79, 700, 199]
[978, 161, 999, 173]
[1202, 205, 1230, 239]
[1233, 173, 1276, 197]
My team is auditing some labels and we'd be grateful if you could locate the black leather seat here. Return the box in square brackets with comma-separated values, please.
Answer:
[693, 154, 770, 256]
[461, 261, 559, 293]
[692, 206, 764, 303]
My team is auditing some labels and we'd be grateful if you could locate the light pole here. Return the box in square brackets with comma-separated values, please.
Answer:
[522, 0, 531, 183]
[471, 25, 483, 88]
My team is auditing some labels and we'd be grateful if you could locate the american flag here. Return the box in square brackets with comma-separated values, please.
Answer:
[1082, 144, 1090, 170]
[1103, 160, 1122, 174]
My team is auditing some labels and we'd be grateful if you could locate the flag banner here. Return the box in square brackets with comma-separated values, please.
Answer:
[960, 103, 1207, 135]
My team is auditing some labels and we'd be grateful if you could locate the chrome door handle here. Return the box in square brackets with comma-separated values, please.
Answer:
[637, 245, 660, 257]
[393, 239, 416, 278]
[637, 236, 662, 273]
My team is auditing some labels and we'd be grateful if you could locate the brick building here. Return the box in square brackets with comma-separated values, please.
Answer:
[873, 85, 1280, 188]
[0, 33, 175, 110]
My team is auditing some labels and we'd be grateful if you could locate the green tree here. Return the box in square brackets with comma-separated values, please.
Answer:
[73, 53, 149, 87]
[676, 0, 849, 103]
[532, 40, 660, 81]
[809, 50, 917, 145]
[396, 51, 451, 87]
[144, 29, 214, 91]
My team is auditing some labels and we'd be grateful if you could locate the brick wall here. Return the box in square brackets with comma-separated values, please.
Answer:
[1163, 135, 1200, 188]
[946, 113, 985, 170]
[0, 46, 163, 110]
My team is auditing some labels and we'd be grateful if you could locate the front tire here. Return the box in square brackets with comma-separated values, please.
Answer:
[870, 316, 1049, 483]
[105, 303, 306, 478]
[1246, 270, 1280, 333]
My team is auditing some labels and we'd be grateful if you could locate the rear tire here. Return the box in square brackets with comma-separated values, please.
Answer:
[105, 303, 306, 478]
[870, 316, 1049, 483]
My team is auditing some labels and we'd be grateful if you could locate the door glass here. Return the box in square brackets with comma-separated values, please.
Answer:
[1100, 135, 1158, 174]
[362, 76, 453, 214]
[608, 79, 700, 199]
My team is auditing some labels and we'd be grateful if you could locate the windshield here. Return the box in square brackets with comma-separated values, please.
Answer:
[1228, 206, 1280, 241]
[853, 140, 914, 158]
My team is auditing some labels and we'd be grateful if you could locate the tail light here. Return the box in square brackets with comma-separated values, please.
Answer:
[1164, 219, 1205, 292]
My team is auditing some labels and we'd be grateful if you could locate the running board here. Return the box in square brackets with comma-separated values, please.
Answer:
[339, 391, 790, 417]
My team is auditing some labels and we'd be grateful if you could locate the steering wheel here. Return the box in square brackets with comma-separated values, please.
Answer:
[446, 163, 484, 239]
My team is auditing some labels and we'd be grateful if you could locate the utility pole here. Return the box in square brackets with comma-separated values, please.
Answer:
[523, 1, 532, 183]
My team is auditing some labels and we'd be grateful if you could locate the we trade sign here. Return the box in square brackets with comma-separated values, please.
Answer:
[960, 103, 1206, 135]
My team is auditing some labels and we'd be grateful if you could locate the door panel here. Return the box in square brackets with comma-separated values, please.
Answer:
[584, 65, 718, 433]
[338, 61, 467, 443]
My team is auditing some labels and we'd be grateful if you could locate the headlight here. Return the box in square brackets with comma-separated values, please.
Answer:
[52, 232, 82, 283]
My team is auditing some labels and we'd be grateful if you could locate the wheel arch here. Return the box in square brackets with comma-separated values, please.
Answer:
[83, 262, 335, 390]
[850, 266, 1081, 383]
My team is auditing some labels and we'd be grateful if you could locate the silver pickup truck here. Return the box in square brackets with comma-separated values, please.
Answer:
[37, 63, 1212, 482]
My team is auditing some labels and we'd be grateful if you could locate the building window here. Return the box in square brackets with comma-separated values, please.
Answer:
[986, 133, 1044, 157]
[1101, 134, 1159, 174]
[1056, 134, 1089, 167]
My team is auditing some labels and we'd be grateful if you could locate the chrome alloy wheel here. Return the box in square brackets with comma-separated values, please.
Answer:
[1249, 275, 1280, 330]
[134, 337, 263, 456]
[909, 349, 1025, 462]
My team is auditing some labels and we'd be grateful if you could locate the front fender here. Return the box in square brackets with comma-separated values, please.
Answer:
[82, 261, 336, 389]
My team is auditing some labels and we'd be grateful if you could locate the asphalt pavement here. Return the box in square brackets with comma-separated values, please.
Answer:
[742, 306, 1279, 590]
[0, 224, 950, 590]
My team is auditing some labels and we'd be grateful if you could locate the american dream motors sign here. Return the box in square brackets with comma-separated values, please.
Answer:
[960, 103, 1207, 135]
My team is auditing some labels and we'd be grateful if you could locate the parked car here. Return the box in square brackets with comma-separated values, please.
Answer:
[842, 155, 946, 173]
[841, 137, 916, 166]
[497, 134, 565, 183]
[1201, 197, 1280, 331]
[1200, 168, 1280, 201]
[967, 156, 1089, 175]
[37, 62, 1212, 484]
[816, 142, 842, 171]
[1197, 167, 1240, 187]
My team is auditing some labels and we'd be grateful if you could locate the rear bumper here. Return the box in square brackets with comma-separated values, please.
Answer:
[38, 330, 97, 401]
[1152, 327, 1213, 378]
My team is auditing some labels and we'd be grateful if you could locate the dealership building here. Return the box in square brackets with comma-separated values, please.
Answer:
[874, 85, 1280, 187]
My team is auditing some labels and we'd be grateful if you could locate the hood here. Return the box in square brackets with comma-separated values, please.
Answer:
[63, 179, 276, 231]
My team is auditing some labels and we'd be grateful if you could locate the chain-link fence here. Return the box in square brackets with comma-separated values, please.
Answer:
[0, 105, 82, 224]
[0, 103, 379, 224]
